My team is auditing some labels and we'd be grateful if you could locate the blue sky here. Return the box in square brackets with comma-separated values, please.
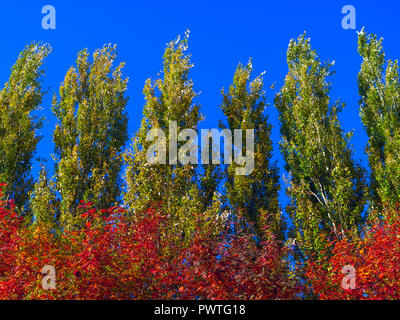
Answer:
[1, 0, 399, 207]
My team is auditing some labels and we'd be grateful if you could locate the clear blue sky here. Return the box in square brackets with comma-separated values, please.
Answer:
[1, 0, 399, 207]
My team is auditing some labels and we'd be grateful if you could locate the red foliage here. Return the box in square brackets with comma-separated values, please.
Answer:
[305, 205, 400, 299]
[178, 233, 296, 299]
[0, 187, 297, 300]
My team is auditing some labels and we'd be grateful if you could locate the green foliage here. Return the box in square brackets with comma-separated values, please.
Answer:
[29, 165, 58, 228]
[124, 31, 223, 242]
[220, 60, 282, 241]
[358, 28, 400, 215]
[0, 42, 51, 211]
[53, 45, 128, 230]
[275, 34, 366, 257]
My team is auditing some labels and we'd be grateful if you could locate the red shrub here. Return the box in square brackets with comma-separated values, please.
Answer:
[305, 205, 400, 299]
[0, 187, 297, 299]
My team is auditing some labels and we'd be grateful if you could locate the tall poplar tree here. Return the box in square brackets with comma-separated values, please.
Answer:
[275, 34, 366, 257]
[124, 31, 223, 241]
[0, 42, 51, 211]
[220, 60, 282, 241]
[358, 28, 400, 214]
[53, 45, 128, 229]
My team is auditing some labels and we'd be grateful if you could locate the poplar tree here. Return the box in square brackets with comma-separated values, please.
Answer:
[0, 42, 51, 211]
[358, 28, 400, 214]
[275, 34, 366, 256]
[29, 166, 58, 228]
[220, 60, 282, 241]
[124, 31, 223, 242]
[53, 45, 128, 229]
